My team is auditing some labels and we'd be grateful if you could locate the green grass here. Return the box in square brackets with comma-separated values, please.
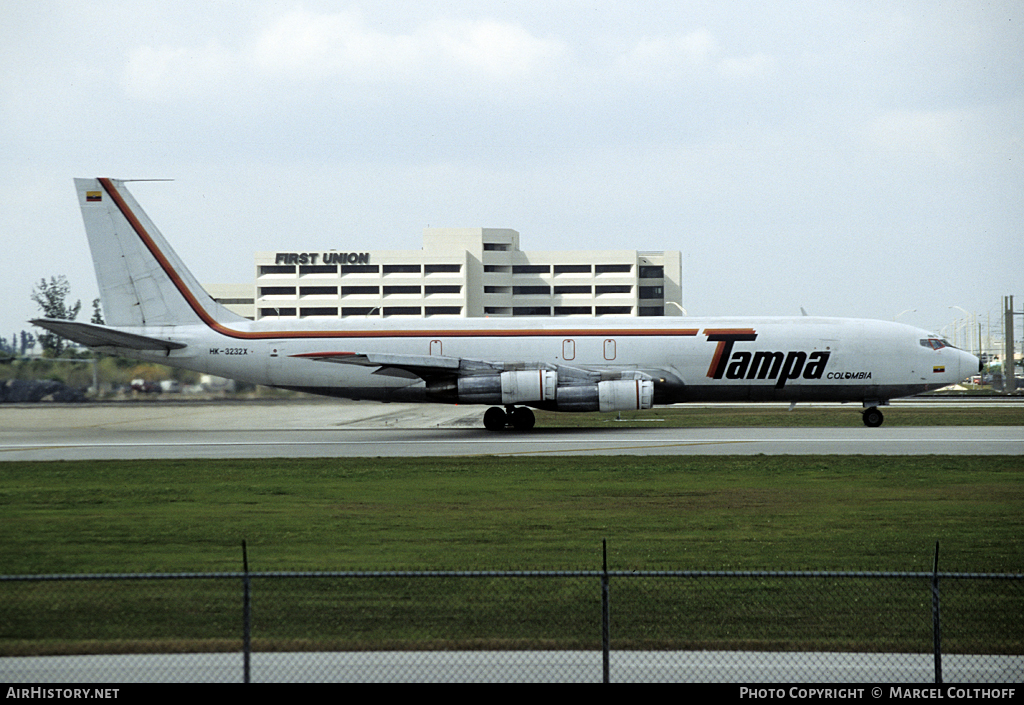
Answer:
[1, 456, 1021, 655]
[2, 456, 1021, 574]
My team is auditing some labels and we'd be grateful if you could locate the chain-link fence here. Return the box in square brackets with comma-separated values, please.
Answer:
[1, 568, 1020, 683]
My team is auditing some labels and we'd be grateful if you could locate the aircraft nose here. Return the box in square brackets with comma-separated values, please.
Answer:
[961, 349, 981, 381]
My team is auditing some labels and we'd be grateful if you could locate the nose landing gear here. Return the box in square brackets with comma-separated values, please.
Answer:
[483, 405, 536, 432]
[862, 406, 884, 428]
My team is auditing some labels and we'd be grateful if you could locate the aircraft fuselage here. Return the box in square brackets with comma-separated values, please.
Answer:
[107, 315, 974, 408]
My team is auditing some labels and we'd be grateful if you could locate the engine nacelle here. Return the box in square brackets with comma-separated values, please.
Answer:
[555, 379, 654, 412]
[553, 384, 599, 411]
[456, 370, 558, 405]
[599, 378, 654, 411]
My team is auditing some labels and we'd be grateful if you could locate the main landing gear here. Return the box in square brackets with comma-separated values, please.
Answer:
[862, 406, 884, 428]
[483, 405, 536, 432]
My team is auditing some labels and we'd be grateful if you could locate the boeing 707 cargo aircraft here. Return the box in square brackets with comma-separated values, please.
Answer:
[32, 178, 980, 430]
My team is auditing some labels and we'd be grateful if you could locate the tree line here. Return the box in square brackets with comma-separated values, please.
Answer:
[1, 275, 100, 359]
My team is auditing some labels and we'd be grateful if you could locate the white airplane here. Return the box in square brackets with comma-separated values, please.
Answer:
[33, 177, 980, 430]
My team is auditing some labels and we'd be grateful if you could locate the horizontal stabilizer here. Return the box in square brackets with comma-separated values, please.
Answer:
[31, 319, 187, 352]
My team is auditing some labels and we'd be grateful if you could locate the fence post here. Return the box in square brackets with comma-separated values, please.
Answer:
[931, 541, 942, 685]
[602, 539, 610, 684]
[243, 540, 252, 684]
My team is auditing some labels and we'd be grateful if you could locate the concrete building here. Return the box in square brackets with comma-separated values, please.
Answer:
[209, 228, 682, 320]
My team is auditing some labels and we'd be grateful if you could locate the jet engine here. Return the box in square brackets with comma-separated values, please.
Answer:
[430, 369, 558, 405]
[555, 379, 654, 412]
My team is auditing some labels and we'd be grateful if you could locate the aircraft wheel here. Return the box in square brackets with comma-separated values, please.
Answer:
[862, 407, 884, 428]
[510, 407, 536, 432]
[483, 406, 507, 432]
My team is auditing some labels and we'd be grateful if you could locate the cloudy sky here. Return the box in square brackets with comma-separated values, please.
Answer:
[2, 1, 1021, 347]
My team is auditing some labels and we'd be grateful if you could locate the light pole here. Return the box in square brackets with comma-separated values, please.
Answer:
[949, 306, 971, 354]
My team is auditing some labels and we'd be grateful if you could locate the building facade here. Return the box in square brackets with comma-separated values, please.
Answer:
[210, 228, 682, 320]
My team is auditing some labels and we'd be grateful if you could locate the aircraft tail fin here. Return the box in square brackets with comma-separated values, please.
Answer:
[74, 178, 246, 328]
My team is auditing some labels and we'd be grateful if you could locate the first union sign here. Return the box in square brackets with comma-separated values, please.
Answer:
[275, 252, 370, 265]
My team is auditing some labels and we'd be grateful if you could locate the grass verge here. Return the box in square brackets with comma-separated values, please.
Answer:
[1, 455, 1020, 655]
[2, 455, 1021, 574]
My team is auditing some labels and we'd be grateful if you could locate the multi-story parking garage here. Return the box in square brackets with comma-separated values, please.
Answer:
[209, 228, 682, 320]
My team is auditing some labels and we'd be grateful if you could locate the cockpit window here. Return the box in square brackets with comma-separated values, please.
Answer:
[920, 338, 952, 350]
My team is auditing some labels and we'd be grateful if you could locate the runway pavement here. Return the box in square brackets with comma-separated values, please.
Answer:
[1, 400, 1021, 460]
[4, 649, 1020, 683]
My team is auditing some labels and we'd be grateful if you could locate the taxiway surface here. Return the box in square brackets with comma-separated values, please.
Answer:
[1, 400, 1021, 460]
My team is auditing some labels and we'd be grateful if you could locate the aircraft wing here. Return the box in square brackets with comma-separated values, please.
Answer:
[291, 350, 522, 378]
[292, 349, 677, 411]
[291, 350, 662, 384]
[30, 318, 187, 352]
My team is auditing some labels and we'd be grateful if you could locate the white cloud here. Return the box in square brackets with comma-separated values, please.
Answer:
[617, 29, 718, 81]
[427, 18, 567, 82]
[123, 9, 567, 103]
[124, 41, 241, 102]
[251, 9, 420, 82]
[615, 28, 776, 87]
